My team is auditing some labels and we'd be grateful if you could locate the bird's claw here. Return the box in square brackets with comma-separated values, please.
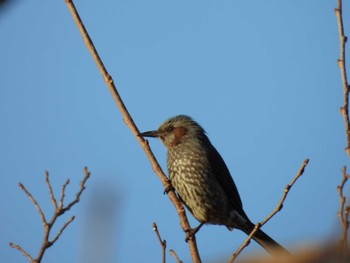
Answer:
[163, 179, 174, 194]
[184, 222, 205, 242]
[184, 228, 197, 242]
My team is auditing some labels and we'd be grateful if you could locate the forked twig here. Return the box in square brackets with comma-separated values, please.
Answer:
[229, 159, 309, 262]
[152, 222, 167, 263]
[61, 167, 90, 214]
[9, 168, 91, 263]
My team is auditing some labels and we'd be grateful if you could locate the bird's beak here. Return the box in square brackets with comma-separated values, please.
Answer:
[138, 130, 159, 138]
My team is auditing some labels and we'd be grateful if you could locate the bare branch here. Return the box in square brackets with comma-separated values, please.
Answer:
[60, 167, 90, 214]
[335, 0, 350, 158]
[58, 179, 70, 210]
[169, 249, 183, 263]
[335, 0, 350, 257]
[10, 168, 91, 263]
[337, 167, 350, 252]
[64, 1, 201, 262]
[9, 243, 35, 263]
[18, 182, 47, 224]
[261, 158, 309, 226]
[50, 216, 75, 246]
[152, 222, 166, 263]
[45, 171, 57, 209]
[229, 158, 309, 262]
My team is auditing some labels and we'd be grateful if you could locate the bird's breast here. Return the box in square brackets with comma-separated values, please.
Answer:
[166, 147, 232, 225]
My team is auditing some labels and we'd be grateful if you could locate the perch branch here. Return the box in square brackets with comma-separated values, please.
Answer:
[64, 1, 201, 262]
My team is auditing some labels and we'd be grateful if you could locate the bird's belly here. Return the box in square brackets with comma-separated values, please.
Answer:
[171, 171, 230, 225]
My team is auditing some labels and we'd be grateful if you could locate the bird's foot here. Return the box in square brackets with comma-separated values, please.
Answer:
[163, 179, 174, 194]
[184, 222, 205, 242]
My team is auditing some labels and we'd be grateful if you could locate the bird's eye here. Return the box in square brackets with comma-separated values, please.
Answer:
[165, 125, 174, 132]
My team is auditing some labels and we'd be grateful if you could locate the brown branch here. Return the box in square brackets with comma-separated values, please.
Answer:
[60, 167, 90, 214]
[335, 0, 350, 257]
[9, 243, 34, 262]
[45, 171, 58, 209]
[58, 179, 70, 210]
[229, 158, 309, 262]
[260, 159, 309, 226]
[337, 167, 350, 252]
[152, 222, 167, 263]
[18, 182, 47, 225]
[169, 249, 183, 263]
[64, 1, 202, 262]
[335, 0, 350, 158]
[50, 216, 75, 245]
[152, 222, 184, 263]
[10, 168, 91, 263]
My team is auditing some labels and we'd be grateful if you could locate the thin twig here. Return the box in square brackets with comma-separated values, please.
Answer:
[335, 0, 350, 158]
[261, 159, 309, 226]
[229, 158, 309, 262]
[152, 222, 166, 263]
[9, 243, 34, 262]
[50, 216, 75, 245]
[64, 1, 201, 262]
[45, 171, 57, 209]
[18, 183, 47, 225]
[169, 249, 183, 263]
[58, 179, 70, 210]
[61, 167, 90, 214]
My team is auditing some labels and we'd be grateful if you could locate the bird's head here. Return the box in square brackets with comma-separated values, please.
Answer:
[139, 115, 206, 149]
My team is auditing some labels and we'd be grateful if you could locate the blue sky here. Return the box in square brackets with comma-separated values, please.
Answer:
[1, 1, 349, 262]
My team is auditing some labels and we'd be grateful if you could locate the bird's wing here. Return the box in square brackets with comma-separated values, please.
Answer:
[207, 143, 248, 218]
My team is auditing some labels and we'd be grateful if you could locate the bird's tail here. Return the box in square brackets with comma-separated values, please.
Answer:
[241, 222, 290, 257]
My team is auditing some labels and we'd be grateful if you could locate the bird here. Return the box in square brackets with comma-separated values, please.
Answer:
[139, 115, 289, 256]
